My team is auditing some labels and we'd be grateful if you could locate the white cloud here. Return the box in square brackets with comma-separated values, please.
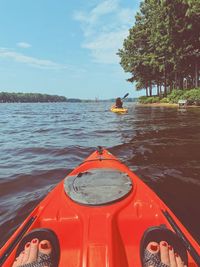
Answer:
[74, 0, 136, 64]
[74, 0, 118, 27]
[82, 29, 129, 64]
[117, 8, 134, 24]
[17, 42, 32, 48]
[90, 0, 118, 21]
[0, 48, 66, 69]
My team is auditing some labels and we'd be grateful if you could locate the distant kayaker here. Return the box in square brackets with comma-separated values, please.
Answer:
[115, 97, 123, 108]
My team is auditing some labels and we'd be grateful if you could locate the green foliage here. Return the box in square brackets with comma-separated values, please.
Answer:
[139, 88, 200, 105]
[138, 96, 160, 104]
[0, 92, 67, 103]
[182, 88, 200, 103]
[138, 96, 148, 104]
[168, 90, 185, 103]
[160, 97, 170, 103]
[167, 88, 200, 103]
[118, 0, 200, 95]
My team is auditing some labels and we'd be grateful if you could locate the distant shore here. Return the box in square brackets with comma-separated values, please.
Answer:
[0, 92, 138, 103]
[136, 103, 177, 107]
[136, 102, 200, 108]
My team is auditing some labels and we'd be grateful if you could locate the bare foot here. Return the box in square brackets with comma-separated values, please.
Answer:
[144, 241, 187, 267]
[12, 238, 52, 267]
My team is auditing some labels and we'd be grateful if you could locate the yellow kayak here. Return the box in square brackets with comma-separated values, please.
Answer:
[110, 106, 128, 114]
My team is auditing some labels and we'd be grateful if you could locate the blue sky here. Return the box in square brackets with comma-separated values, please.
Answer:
[0, 0, 143, 99]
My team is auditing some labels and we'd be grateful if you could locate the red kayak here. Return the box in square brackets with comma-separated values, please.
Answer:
[0, 147, 200, 266]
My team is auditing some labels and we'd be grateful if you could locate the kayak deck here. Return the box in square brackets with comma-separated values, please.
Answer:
[0, 149, 200, 267]
[110, 106, 128, 113]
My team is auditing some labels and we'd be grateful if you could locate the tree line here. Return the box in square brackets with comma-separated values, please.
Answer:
[0, 92, 67, 103]
[118, 0, 200, 97]
[0, 92, 138, 103]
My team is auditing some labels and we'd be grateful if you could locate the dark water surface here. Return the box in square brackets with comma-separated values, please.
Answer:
[0, 102, 200, 248]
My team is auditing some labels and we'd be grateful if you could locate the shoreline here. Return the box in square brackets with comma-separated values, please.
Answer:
[136, 103, 200, 108]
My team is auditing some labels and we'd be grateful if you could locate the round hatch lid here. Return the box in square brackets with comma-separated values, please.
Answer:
[64, 168, 133, 206]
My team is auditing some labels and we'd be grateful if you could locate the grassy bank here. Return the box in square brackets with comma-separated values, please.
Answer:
[138, 88, 200, 106]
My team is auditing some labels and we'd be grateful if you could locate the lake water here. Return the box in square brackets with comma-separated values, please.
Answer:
[0, 102, 200, 247]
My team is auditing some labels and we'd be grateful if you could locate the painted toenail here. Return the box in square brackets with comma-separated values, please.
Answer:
[162, 242, 167, 246]
[150, 244, 158, 251]
[175, 252, 179, 257]
[168, 245, 172, 250]
[41, 243, 49, 249]
[32, 239, 38, 243]
[26, 243, 30, 248]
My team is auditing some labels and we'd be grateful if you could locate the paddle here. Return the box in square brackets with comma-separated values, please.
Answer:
[121, 93, 129, 100]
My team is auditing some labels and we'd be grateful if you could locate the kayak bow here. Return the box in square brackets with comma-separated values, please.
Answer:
[0, 148, 200, 267]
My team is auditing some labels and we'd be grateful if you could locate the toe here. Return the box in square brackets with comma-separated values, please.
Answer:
[12, 251, 24, 267]
[168, 245, 177, 267]
[20, 242, 31, 264]
[175, 253, 185, 267]
[39, 240, 52, 255]
[26, 238, 39, 263]
[145, 242, 159, 267]
[38, 240, 52, 265]
[146, 241, 160, 254]
[160, 241, 170, 266]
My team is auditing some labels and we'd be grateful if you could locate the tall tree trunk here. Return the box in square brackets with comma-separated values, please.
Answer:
[177, 72, 180, 90]
[149, 83, 152, 97]
[146, 87, 148, 97]
[195, 61, 198, 88]
[164, 80, 167, 96]
[157, 84, 159, 96]
[170, 82, 173, 92]
[164, 67, 167, 96]
[179, 76, 183, 90]
[175, 71, 178, 89]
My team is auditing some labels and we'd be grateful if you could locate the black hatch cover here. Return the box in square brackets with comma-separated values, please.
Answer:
[64, 168, 133, 206]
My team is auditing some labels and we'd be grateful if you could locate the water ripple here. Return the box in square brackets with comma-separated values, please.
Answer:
[0, 102, 200, 247]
